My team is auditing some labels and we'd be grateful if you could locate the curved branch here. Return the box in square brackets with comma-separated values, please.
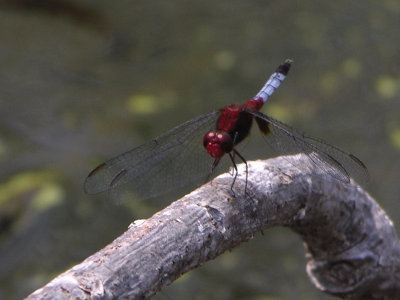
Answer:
[26, 155, 400, 300]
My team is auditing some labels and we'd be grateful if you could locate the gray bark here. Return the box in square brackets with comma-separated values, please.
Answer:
[26, 155, 400, 300]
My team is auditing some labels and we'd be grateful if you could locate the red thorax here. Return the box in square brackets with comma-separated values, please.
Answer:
[202, 97, 264, 159]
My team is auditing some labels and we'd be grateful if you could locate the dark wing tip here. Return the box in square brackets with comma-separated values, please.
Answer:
[87, 162, 107, 178]
[84, 162, 107, 194]
[276, 59, 293, 75]
[349, 153, 367, 169]
[84, 162, 130, 195]
[349, 153, 370, 184]
[110, 169, 128, 189]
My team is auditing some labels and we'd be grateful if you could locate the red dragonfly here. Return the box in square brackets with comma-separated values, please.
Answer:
[84, 60, 368, 200]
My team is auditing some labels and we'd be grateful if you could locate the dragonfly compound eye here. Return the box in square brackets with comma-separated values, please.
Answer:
[203, 131, 233, 158]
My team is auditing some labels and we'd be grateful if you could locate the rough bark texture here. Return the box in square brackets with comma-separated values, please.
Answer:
[26, 155, 400, 300]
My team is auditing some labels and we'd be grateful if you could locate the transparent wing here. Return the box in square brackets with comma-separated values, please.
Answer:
[249, 110, 369, 186]
[84, 111, 230, 199]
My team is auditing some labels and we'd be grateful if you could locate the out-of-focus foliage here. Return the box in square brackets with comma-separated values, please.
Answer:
[389, 128, 400, 150]
[375, 76, 399, 99]
[127, 94, 161, 115]
[0, 0, 399, 299]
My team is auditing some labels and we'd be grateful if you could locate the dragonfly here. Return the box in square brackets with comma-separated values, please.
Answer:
[84, 60, 368, 200]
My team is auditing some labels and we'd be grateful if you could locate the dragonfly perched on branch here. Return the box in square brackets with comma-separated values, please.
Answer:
[84, 60, 368, 200]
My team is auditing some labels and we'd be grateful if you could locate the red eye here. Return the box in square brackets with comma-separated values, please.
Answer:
[203, 131, 233, 158]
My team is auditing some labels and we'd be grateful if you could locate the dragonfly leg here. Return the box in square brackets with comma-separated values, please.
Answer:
[231, 149, 248, 195]
[205, 158, 221, 183]
[229, 152, 236, 176]
[227, 152, 238, 197]
[228, 131, 240, 176]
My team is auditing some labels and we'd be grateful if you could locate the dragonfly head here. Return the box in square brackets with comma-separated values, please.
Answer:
[203, 130, 233, 158]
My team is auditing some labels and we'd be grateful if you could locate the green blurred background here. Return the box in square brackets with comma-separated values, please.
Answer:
[0, 1, 399, 299]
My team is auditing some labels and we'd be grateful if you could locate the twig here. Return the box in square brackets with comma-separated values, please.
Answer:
[26, 155, 400, 300]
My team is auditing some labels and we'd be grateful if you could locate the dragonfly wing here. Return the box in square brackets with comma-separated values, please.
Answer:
[84, 111, 230, 199]
[248, 110, 369, 186]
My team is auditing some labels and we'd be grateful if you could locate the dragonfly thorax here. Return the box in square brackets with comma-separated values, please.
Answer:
[203, 131, 233, 158]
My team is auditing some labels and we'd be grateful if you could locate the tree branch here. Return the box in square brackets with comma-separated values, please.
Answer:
[26, 155, 400, 300]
